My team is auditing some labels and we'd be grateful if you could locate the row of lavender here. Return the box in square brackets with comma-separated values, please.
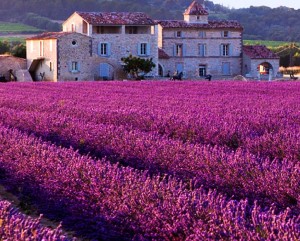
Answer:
[1, 81, 299, 161]
[0, 124, 298, 240]
[0, 82, 299, 211]
[0, 200, 71, 240]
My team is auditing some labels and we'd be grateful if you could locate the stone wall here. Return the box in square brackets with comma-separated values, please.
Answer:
[242, 54, 280, 79]
[57, 33, 93, 81]
[159, 28, 242, 79]
[0, 55, 28, 81]
[92, 31, 159, 79]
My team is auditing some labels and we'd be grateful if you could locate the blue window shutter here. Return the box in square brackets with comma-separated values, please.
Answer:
[98, 43, 101, 56]
[229, 44, 233, 56]
[146, 43, 150, 56]
[68, 61, 72, 72]
[137, 43, 141, 56]
[78, 62, 81, 72]
[107, 43, 111, 56]
[204, 44, 206, 56]
[220, 44, 223, 56]
[199, 44, 205, 56]
[182, 44, 186, 57]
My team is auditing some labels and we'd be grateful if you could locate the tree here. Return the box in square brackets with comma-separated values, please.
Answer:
[0, 41, 10, 55]
[121, 55, 156, 79]
[11, 43, 26, 58]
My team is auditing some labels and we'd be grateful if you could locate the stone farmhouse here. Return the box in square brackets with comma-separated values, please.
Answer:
[26, 0, 279, 81]
[156, 0, 243, 79]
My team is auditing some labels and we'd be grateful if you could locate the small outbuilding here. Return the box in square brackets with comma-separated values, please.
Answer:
[243, 45, 280, 80]
[0, 55, 31, 82]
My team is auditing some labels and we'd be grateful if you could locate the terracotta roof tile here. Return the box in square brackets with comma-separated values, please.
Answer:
[26, 32, 89, 40]
[243, 45, 279, 59]
[184, 1, 208, 15]
[158, 48, 170, 59]
[156, 20, 243, 30]
[76, 12, 155, 25]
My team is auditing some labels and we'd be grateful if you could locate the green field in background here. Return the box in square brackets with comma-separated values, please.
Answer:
[0, 22, 41, 33]
[243, 40, 300, 48]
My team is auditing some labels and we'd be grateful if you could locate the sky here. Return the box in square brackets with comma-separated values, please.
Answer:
[211, 0, 300, 9]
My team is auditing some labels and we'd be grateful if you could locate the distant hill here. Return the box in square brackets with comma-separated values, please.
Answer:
[0, 0, 299, 41]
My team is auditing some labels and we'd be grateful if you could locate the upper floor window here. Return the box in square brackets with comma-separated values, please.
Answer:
[199, 44, 206, 57]
[221, 44, 230, 56]
[222, 31, 229, 37]
[71, 40, 77, 46]
[176, 44, 183, 57]
[176, 31, 182, 38]
[71, 23, 76, 32]
[128, 26, 138, 34]
[98, 43, 111, 57]
[199, 31, 206, 38]
[138, 43, 150, 56]
[39, 41, 44, 57]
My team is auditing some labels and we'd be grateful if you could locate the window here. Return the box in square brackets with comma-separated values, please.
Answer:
[71, 23, 76, 32]
[39, 41, 44, 57]
[222, 31, 229, 37]
[72, 40, 77, 46]
[176, 31, 182, 38]
[176, 44, 183, 57]
[128, 26, 138, 34]
[140, 43, 147, 55]
[50, 40, 53, 52]
[221, 44, 230, 56]
[197, 16, 200, 20]
[98, 43, 111, 56]
[30, 41, 33, 53]
[151, 26, 155, 35]
[50, 62, 53, 71]
[71, 61, 79, 72]
[199, 44, 206, 57]
[138, 43, 149, 56]
[101, 43, 107, 55]
[199, 31, 206, 38]
[199, 65, 206, 77]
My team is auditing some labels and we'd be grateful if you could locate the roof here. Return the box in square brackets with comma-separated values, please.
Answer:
[76, 12, 155, 25]
[26, 32, 89, 40]
[156, 20, 243, 30]
[184, 1, 208, 15]
[158, 48, 170, 59]
[243, 45, 279, 59]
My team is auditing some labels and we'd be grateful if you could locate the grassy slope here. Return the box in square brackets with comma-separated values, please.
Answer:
[243, 39, 300, 48]
[0, 22, 41, 33]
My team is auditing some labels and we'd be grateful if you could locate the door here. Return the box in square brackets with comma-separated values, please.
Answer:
[100, 63, 110, 79]
[222, 62, 230, 75]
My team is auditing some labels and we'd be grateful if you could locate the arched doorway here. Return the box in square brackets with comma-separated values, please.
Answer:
[257, 62, 273, 75]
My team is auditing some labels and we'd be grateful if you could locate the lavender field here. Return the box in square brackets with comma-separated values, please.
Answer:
[0, 81, 299, 240]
